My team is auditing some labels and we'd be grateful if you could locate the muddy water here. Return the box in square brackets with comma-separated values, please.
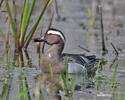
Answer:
[0, 0, 125, 100]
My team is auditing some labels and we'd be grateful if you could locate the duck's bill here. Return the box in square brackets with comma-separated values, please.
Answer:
[33, 36, 46, 42]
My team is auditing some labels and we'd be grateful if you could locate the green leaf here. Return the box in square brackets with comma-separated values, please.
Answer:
[18, 71, 31, 100]
[0, 83, 9, 98]
[5, 0, 18, 45]
[88, 8, 94, 28]
[65, 56, 69, 91]
[49, 64, 54, 80]
[71, 77, 76, 96]
[60, 72, 69, 93]
[12, 88, 31, 100]
[24, 0, 52, 49]
[110, 61, 120, 83]
[24, 0, 36, 33]
[19, 0, 29, 44]
[19, 0, 36, 47]
[0, 28, 6, 41]
[111, 61, 120, 95]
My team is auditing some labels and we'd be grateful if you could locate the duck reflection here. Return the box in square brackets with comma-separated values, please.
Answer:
[34, 73, 62, 100]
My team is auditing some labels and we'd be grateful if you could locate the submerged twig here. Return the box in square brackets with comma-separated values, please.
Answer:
[48, 11, 54, 29]
[109, 42, 119, 68]
[78, 45, 90, 52]
[42, 10, 54, 54]
[111, 42, 119, 56]
[37, 0, 45, 55]
[98, 3, 107, 55]
[55, 0, 60, 18]
[109, 56, 118, 68]
[24, 49, 32, 67]
[0, 0, 4, 8]
[42, 43, 45, 54]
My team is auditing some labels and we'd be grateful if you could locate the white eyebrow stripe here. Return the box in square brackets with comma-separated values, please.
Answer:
[47, 30, 65, 41]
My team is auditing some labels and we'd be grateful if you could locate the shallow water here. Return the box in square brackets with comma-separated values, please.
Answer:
[0, 0, 125, 100]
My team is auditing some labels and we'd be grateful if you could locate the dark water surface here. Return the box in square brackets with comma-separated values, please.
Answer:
[0, 0, 125, 100]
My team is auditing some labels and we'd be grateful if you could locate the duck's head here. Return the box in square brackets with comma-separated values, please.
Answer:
[33, 28, 65, 45]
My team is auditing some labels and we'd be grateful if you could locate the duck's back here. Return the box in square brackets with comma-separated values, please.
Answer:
[62, 53, 99, 74]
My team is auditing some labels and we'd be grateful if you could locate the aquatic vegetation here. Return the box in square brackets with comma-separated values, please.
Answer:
[60, 57, 76, 97]
[4, 0, 52, 67]
[88, 8, 95, 28]
[110, 61, 120, 95]
[0, 0, 125, 100]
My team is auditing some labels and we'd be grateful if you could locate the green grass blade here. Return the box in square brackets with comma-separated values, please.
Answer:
[24, 0, 36, 33]
[23, 77, 31, 100]
[6, 47, 12, 75]
[6, 23, 11, 48]
[0, 83, 9, 98]
[19, 0, 36, 46]
[5, 0, 18, 45]
[19, 0, 36, 44]
[0, 78, 12, 100]
[49, 64, 54, 80]
[110, 61, 120, 83]
[19, 0, 29, 47]
[71, 77, 76, 96]
[122, 83, 125, 100]
[60, 72, 69, 93]
[19, 0, 26, 32]
[96, 59, 101, 74]
[0, 24, 10, 48]
[65, 57, 69, 91]
[18, 71, 31, 100]
[24, 0, 52, 49]
[19, 76, 25, 100]
[118, 90, 121, 100]
[12, 88, 31, 100]
[0, 28, 6, 41]
[111, 61, 120, 95]
[88, 8, 94, 28]
[123, 90, 125, 100]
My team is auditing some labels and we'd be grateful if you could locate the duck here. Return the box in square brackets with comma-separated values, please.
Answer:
[33, 28, 100, 74]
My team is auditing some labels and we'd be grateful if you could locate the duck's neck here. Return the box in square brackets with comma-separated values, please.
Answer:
[46, 43, 64, 61]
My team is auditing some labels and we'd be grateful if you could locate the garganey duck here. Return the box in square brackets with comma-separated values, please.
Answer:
[33, 28, 100, 74]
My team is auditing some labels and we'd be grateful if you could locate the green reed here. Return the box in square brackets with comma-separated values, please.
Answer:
[12, 70, 31, 100]
[87, 7, 95, 41]
[0, 47, 13, 100]
[92, 60, 101, 90]
[117, 83, 125, 100]
[5, 0, 52, 49]
[88, 8, 95, 28]
[111, 61, 120, 95]
[118, 88, 122, 100]
[91, 59, 109, 91]
[5, 0, 18, 45]
[3, 0, 52, 67]
[12, 88, 31, 100]
[60, 57, 76, 97]
[24, 0, 52, 48]
[110, 61, 119, 84]
[123, 89, 125, 100]
[70, 76, 76, 96]
[0, 79, 12, 100]
[49, 64, 54, 81]
[0, 23, 10, 49]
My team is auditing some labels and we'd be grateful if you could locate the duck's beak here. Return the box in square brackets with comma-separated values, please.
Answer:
[33, 36, 46, 42]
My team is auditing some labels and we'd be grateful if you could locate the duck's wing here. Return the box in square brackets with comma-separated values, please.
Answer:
[62, 53, 99, 73]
